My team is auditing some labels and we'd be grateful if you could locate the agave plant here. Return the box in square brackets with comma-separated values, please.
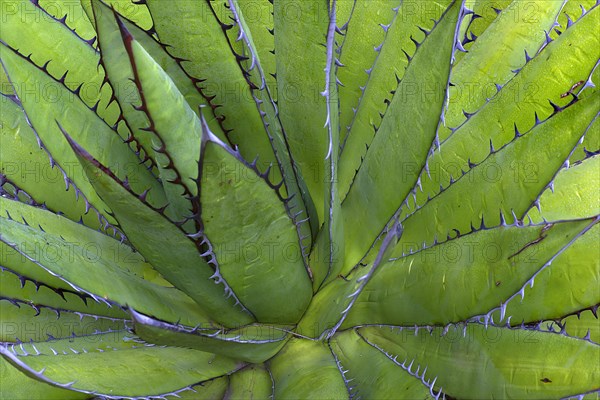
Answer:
[1, 0, 599, 398]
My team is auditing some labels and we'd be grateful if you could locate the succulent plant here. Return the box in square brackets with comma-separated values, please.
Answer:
[1, 0, 599, 398]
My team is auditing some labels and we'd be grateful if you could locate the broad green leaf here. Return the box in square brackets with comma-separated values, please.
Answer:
[337, 1, 398, 142]
[0, 0, 107, 107]
[309, 0, 345, 290]
[415, 6, 600, 214]
[145, 0, 279, 183]
[36, 0, 97, 42]
[453, 0, 513, 65]
[359, 324, 600, 399]
[497, 222, 600, 323]
[553, 0, 598, 40]
[342, 218, 594, 328]
[338, 0, 452, 198]
[527, 155, 600, 223]
[132, 309, 289, 364]
[231, 0, 276, 99]
[0, 300, 125, 342]
[0, 43, 167, 207]
[227, 0, 319, 248]
[444, 0, 566, 141]
[64, 134, 254, 327]
[0, 212, 211, 327]
[341, 0, 463, 269]
[571, 117, 599, 163]
[0, 197, 167, 286]
[0, 331, 241, 398]
[80, 0, 154, 31]
[227, 365, 274, 400]
[269, 339, 348, 399]
[397, 92, 599, 254]
[0, 357, 87, 400]
[118, 20, 202, 223]
[175, 377, 230, 400]
[558, 309, 600, 344]
[330, 329, 435, 399]
[0, 267, 127, 320]
[200, 133, 312, 324]
[90, 0, 156, 169]
[273, 0, 330, 222]
[0, 95, 114, 231]
[86, 0, 225, 134]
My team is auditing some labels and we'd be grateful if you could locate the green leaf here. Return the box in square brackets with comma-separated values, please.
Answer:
[199, 130, 312, 324]
[225, 0, 319, 250]
[1, 0, 108, 109]
[117, 16, 203, 224]
[336, 1, 398, 142]
[0, 357, 87, 400]
[338, 0, 452, 199]
[453, 0, 513, 65]
[341, 0, 463, 270]
[0, 204, 211, 327]
[359, 324, 600, 399]
[227, 365, 274, 400]
[309, 0, 345, 290]
[0, 266, 127, 322]
[0, 299, 125, 342]
[330, 329, 435, 399]
[0, 331, 241, 398]
[0, 197, 167, 286]
[0, 95, 114, 231]
[0, 42, 167, 208]
[342, 218, 595, 328]
[527, 155, 600, 223]
[132, 309, 289, 364]
[175, 377, 230, 399]
[273, 0, 330, 222]
[397, 92, 599, 254]
[497, 222, 600, 323]
[555, 308, 600, 344]
[444, 0, 567, 142]
[145, 0, 279, 183]
[269, 338, 348, 399]
[414, 5, 600, 215]
[62, 131, 254, 327]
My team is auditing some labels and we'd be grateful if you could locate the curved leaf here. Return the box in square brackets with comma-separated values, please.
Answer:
[359, 324, 600, 399]
[0, 331, 241, 398]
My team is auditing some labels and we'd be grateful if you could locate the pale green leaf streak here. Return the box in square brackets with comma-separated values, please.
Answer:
[0, 300, 126, 342]
[497, 223, 600, 323]
[0, 95, 114, 230]
[0, 43, 167, 208]
[0, 357, 87, 400]
[415, 6, 600, 212]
